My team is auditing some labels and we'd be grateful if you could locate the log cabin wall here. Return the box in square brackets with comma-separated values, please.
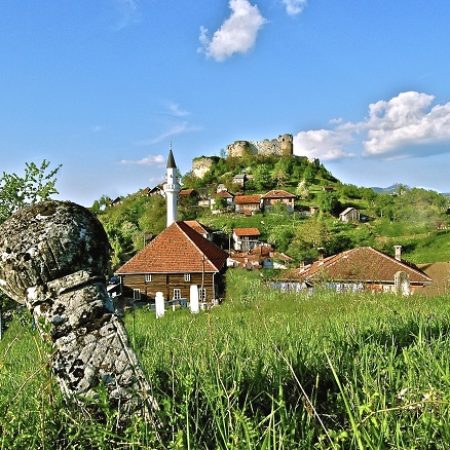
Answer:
[121, 272, 217, 302]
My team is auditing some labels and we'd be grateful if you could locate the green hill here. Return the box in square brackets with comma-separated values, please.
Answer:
[93, 154, 450, 268]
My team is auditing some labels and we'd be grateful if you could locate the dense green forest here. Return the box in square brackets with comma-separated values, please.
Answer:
[93, 154, 450, 268]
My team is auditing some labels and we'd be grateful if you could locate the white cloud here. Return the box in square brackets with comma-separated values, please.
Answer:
[135, 122, 202, 146]
[363, 92, 450, 156]
[294, 128, 354, 161]
[293, 91, 450, 161]
[199, 0, 267, 62]
[120, 154, 165, 166]
[282, 0, 307, 16]
[166, 102, 190, 118]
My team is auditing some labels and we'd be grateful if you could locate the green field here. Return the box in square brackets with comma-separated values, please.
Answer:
[2, 271, 450, 449]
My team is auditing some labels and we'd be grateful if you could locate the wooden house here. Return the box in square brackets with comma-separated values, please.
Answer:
[262, 190, 296, 212]
[179, 188, 199, 201]
[339, 207, 360, 223]
[234, 194, 262, 215]
[233, 173, 247, 187]
[116, 221, 228, 303]
[273, 247, 431, 295]
[233, 227, 261, 251]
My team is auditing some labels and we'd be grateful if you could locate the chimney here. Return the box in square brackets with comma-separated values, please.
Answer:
[394, 245, 402, 261]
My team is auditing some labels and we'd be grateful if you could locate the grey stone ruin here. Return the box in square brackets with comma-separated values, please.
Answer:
[0, 201, 158, 423]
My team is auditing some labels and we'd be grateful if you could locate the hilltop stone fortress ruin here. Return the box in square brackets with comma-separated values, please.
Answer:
[227, 133, 294, 158]
[192, 133, 294, 178]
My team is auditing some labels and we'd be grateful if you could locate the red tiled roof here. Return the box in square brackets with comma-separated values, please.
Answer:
[278, 247, 432, 285]
[233, 227, 261, 237]
[216, 191, 234, 199]
[116, 221, 227, 274]
[234, 194, 262, 205]
[263, 189, 296, 199]
[184, 220, 210, 236]
[179, 188, 196, 197]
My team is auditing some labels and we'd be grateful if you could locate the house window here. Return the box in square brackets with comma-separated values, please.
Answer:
[173, 289, 181, 300]
[145, 274, 152, 283]
[184, 273, 191, 282]
[133, 289, 141, 300]
[199, 288, 207, 301]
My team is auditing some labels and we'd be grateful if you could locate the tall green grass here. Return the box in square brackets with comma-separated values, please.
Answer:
[2, 270, 450, 448]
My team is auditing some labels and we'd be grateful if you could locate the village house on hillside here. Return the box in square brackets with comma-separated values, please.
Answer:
[234, 194, 262, 215]
[140, 185, 164, 197]
[179, 188, 199, 201]
[233, 173, 247, 187]
[228, 245, 293, 270]
[339, 207, 360, 223]
[213, 190, 235, 212]
[262, 189, 296, 212]
[233, 227, 261, 252]
[184, 220, 213, 240]
[274, 246, 432, 295]
[116, 150, 228, 303]
[116, 221, 227, 302]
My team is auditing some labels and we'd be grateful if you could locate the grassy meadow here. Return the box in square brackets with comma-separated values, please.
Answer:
[2, 270, 450, 449]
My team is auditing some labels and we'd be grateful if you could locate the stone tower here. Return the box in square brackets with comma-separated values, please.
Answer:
[164, 149, 180, 227]
[279, 134, 294, 156]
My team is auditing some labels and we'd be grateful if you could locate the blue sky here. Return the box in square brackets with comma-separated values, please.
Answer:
[1, 0, 450, 205]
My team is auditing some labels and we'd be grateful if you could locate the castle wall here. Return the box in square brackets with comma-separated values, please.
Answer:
[226, 134, 293, 158]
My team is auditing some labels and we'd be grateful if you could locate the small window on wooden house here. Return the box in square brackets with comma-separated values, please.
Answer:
[133, 289, 141, 300]
[173, 289, 181, 300]
[145, 274, 152, 283]
[199, 288, 207, 301]
[184, 273, 191, 282]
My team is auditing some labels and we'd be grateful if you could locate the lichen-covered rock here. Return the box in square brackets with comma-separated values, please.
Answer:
[0, 201, 157, 423]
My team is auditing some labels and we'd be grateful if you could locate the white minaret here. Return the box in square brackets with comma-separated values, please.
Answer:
[164, 148, 180, 227]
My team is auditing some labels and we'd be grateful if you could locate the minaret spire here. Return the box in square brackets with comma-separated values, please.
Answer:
[163, 147, 180, 227]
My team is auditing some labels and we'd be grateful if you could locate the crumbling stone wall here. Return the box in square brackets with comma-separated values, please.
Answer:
[192, 157, 216, 178]
[226, 134, 293, 158]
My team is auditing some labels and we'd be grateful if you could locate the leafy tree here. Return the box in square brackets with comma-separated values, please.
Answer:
[268, 226, 294, 252]
[213, 196, 228, 213]
[0, 160, 61, 223]
[295, 180, 310, 200]
[253, 164, 274, 191]
[302, 165, 316, 184]
[317, 191, 341, 215]
[287, 219, 332, 261]
[272, 157, 291, 185]
[0, 160, 61, 338]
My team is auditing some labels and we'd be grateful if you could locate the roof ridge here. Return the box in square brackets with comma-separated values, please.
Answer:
[176, 221, 223, 271]
[367, 246, 432, 281]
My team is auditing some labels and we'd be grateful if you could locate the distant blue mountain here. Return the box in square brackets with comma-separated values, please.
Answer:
[370, 183, 404, 194]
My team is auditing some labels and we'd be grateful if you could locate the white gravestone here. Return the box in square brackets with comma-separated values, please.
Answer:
[155, 292, 165, 318]
[190, 285, 199, 314]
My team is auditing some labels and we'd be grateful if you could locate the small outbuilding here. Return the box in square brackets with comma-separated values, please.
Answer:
[233, 227, 261, 252]
[339, 207, 360, 223]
